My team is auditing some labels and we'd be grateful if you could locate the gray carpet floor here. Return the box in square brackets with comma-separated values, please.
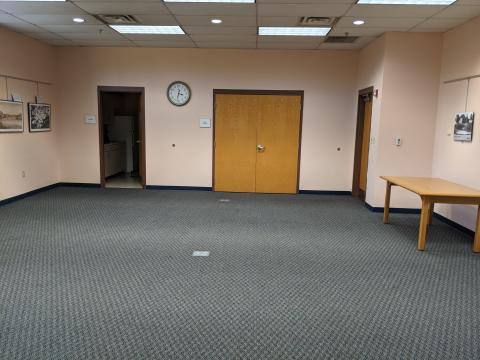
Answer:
[0, 188, 479, 359]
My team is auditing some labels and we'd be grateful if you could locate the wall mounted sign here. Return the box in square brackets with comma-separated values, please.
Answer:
[454, 112, 474, 142]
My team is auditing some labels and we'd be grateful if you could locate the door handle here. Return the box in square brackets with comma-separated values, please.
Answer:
[136, 140, 142, 144]
[257, 144, 265, 153]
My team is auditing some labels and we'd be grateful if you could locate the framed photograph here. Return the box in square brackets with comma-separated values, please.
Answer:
[28, 103, 51, 132]
[454, 112, 474, 142]
[0, 100, 24, 133]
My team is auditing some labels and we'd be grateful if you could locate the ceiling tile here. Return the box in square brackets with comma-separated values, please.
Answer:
[258, 4, 351, 17]
[56, 31, 126, 40]
[166, 4, 256, 16]
[258, 16, 302, 26]
[337, 16, 423, 28]
[0, 2, 82, 15]
[74, 2, 170, 15]
[330, 26, 404, 36]
[122, 34, 192, 42]
[14, 14, 102, 26]
[133, 40, 196, 48]
[195, 41, 256, 49]
[43, 39, 77, 47]
[257, 0, 355, 3]
[24, 32, 64, 40]
[257, 35, 326, 43]
[1, 22, 46, 32]
[415, 17, 470, 29]
[0, 13, 24, 24]
[319, 42, 363, 50]
[257, 42, 320, 50]
[434, 5, 480, 18]
[346, 4, 447, 18]
[74, 39, 135, 47]
[184, 26, 256, 35]
[133, 14, 179, 26]
[41, 24, 115, 33]
[409, 28, 447, 32]
[176, 15, 256, 27]
[189, 34, 256, 42]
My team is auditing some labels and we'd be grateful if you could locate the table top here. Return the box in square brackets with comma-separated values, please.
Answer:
[381, 176, 480, 198]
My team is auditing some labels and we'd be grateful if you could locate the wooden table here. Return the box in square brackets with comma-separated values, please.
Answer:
[381, 176, 480, 252]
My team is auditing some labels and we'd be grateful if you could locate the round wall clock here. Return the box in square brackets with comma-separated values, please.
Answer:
[167, 81, 191, 106]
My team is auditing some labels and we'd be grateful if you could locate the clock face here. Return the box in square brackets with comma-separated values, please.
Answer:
[167, 81, 191, 106]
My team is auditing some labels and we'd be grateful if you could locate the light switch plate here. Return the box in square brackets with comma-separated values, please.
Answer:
[84, 114, 97, 124]
[199, 118, 211, 128]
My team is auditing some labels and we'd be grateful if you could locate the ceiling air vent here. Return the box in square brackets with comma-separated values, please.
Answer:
[298, 17, 337, 27]
[325, 36, 359, 44]
[96, 14, 139, 25]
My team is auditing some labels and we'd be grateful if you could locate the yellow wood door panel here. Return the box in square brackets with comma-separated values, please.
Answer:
[359, 99, 372, 192]
[214, 94, 259, 192]
[255, 95, 301, 194]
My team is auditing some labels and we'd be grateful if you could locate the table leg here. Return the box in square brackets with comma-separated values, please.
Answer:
[383, 181, 392, 224]
[428, 203, 435, 225]
[474, 205, 480, 253]
[418, 197, 431, 251]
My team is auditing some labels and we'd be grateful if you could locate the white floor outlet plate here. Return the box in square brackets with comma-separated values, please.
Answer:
[192, 251, 210, 257]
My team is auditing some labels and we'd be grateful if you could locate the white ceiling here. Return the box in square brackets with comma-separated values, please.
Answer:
[0, 0, 479, 50]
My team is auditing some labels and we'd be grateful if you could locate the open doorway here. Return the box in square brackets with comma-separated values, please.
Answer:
[352, 86, 374, 201]
[98, 86, 146, 189]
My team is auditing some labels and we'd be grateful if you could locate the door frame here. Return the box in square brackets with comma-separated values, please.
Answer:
[212, 89, 304, 193]
[97, 86, 146, 188]
[352, 86, 374, 200]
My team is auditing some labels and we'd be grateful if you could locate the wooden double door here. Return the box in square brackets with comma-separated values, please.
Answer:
[214, 92, 303, 194]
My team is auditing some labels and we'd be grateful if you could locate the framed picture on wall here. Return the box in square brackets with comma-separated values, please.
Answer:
[28, 103, 51, 132]
[0, 100, 24, 133]
[453, 112, 474, 142]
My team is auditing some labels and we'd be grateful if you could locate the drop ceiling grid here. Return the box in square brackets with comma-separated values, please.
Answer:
[0, 1, 478, 49]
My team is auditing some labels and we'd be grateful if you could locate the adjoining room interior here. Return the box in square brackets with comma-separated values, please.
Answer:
[99, 89, 141, 188]
[98, 87, 146, 189]
[2, 0, 480, 359]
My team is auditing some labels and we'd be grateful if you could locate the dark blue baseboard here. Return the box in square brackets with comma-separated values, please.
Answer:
[146, 185, 213, 191]
[364, 202, 421, 214]
[0, 184, 58, 206]
[365, 202, 474, 238]
[433, 212, 475, 237]
[0, 182, 101, 207]
[299, 190, 352, 195]
[57, 182, 101, 188]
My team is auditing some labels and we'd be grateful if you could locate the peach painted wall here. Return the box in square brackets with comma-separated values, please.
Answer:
[357, 32, 443, 208]
[432, 17, 480, 231]
[0, 27, 58, 201]
[356, 36, 386, 206]
[372, 32, 443, 208]
[55, 48, 359, 190]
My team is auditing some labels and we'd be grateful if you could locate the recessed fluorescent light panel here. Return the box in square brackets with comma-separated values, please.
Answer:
[259, 27, 331, 36]
[110, 25, 185, 34]
[164, 0, 255, 3]
[356, 0, 456, 4]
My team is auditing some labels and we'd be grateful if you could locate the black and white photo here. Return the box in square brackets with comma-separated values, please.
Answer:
[453, 112, 474, 141]
[28, 103, 51, 132]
